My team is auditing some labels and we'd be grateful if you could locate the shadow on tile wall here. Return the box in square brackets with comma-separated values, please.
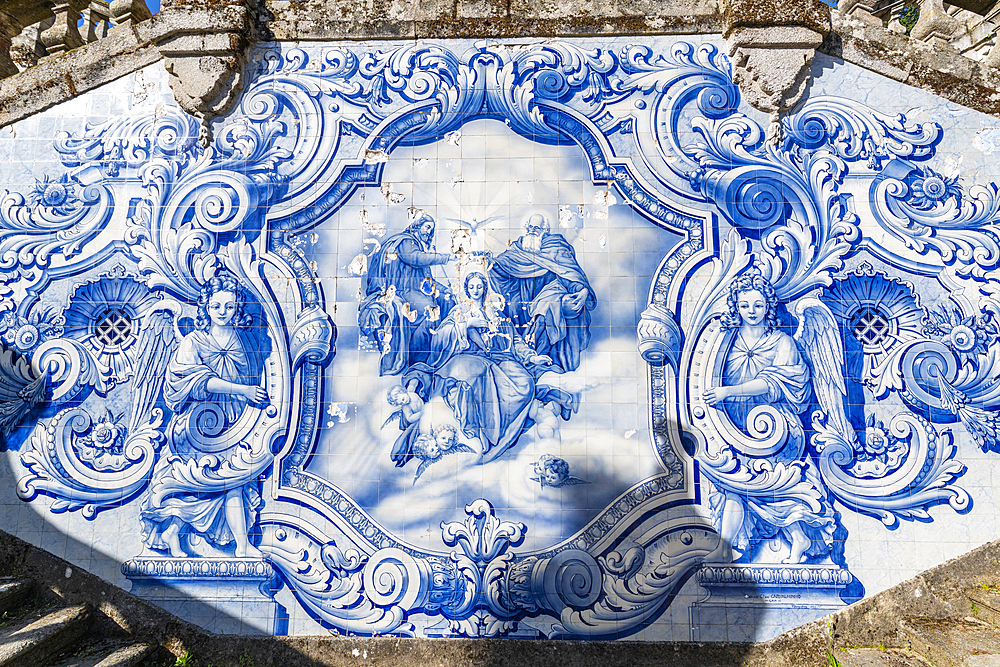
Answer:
[0, 33, 994, 646]
[0, 488, 765, 647]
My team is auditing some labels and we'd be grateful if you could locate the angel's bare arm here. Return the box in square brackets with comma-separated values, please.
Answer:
[704, 378, 769, 405]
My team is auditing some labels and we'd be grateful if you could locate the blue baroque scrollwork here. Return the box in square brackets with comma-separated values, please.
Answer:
[3, 35, 1000, 641]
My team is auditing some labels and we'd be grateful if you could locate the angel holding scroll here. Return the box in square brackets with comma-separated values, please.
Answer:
[703, 270, 848, 565]
[139, 272, 268, 559]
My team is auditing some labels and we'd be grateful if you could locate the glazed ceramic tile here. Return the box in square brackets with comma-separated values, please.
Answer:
[0, 37, 999, 641]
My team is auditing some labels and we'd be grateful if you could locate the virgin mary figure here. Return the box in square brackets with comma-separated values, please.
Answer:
[418, 272, 552, 461]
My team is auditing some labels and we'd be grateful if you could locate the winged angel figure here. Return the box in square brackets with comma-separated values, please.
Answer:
[703, 270, 855, 565]
[135, 272, 269, 559]
[22, 271, 272, 558]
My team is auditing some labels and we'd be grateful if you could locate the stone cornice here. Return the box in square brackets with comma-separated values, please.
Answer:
[0, 3, 252, 127]
[2, 0, 1000, 128]
[824, 10, 1000, 116]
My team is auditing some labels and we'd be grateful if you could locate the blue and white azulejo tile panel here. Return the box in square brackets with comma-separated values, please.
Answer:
[2, 35, 1000, 641]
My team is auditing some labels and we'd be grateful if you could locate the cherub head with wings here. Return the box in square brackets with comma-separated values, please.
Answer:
[411, 426, 474, 483]
[433, 424, 459, 454]
[531, 454, 587, 488]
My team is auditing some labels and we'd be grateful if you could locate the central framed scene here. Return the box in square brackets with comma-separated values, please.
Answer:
[245, 39, 718, 638]
[306, 118, 674, 549]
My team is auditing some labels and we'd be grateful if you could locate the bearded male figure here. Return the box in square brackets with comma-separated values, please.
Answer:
[489, 214, 595, 373]
[360, 212, 455, 376]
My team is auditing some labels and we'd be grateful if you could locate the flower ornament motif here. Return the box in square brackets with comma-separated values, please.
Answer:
[907, 168, 961, 211]
[74, 409, 129, 472]
[0, 307, 65, 354]
[29, 174, 80, 213]
[851, 414, 908, 478]
[922, 305, 998, 371]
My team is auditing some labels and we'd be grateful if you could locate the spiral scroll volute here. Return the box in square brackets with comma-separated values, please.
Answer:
[31, 338, 110, 403]
[362, 547, 477, 618]
[485, 550, 602, 619]
[289, 306, 336, 371]
[898, 340, 960, 410]
[700, 165, 800, 231]
[637, 303, 682, 371]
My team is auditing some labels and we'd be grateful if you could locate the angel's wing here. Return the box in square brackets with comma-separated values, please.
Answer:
[412, 458, 435, 484]
[128, 309, 179, 433]
[452, 443, 475, 454]
[381, 409, 404, 431]
[792, 298, 855, 444]
[563, 476, 589, 486]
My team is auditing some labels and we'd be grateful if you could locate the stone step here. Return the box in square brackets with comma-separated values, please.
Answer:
[0, 604, 90, 667]
[50, 640, 157, 667]
[900, 617, 1000, 667]
[966, 656, 1000, 666]
[833, 647, 933, 666]
[0, 580, 32, 620]
[970, 588, 1000, 628]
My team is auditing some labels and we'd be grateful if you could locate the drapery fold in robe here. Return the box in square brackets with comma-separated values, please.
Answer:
[359, 229, 453, 376]
[715, 329, 838, 560]
[415, 303, 537, 461]
[489, 233, 595, 373]
[140, 329, 261, 551]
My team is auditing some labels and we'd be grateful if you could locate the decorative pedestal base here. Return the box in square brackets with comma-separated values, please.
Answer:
[690, 563, 854, 642]
[123, 558, 285, 635]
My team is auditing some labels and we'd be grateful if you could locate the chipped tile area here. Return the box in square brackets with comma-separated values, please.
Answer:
[0, 37, 998, 644]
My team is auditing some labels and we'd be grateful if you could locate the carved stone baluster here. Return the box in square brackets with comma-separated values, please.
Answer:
[910, 0, 961, 47]
[109, 0, 152, 27]
[983, 2, 1000, 67]
[82, 0, 111, 42]
[838, 0, 884, 25]
[987, 37, 1000, 67]
[11, 19, 53, 71]
[0, 12, 23, 78]
[885, 2, 911, 34]
[40, 0, 87, 56]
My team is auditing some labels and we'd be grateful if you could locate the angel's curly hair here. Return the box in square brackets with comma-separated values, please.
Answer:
[721, 269, 779, 333]
[386, 384, 409, 407]
[544, 456, 569, 477]
[412, 434, 439, 460]
[195, 272, 253, 331]
[433, 424, 459, 446]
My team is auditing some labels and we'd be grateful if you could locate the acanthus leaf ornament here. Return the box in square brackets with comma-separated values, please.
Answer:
[7, 35, 1000, 641]
[441, 499, 526, 567]
[0, 347, 48, 442]
[17, 405, 165, 518]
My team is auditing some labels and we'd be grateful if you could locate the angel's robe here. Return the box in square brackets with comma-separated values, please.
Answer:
[722, 329, 811, 451]
[140, 327, 261, 551]
[165, 330, 252, 431]
[717, 328, 837, 558]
